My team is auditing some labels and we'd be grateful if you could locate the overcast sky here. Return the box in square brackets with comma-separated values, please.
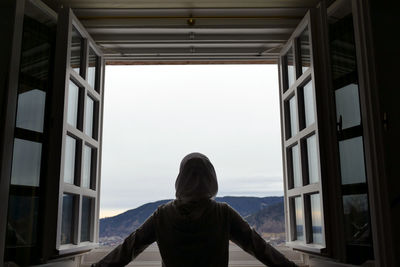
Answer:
[100, 64, 283, 218]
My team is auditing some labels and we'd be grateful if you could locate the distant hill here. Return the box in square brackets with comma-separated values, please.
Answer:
[246, 201, 285, 233]
[99, 196, 284, 244]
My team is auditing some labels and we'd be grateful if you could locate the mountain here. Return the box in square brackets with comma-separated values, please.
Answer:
[246, 201, 285, 233]
[99, 196, 284, 245]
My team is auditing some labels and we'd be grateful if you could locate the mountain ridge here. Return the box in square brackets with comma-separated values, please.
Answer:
[100, 196, 284, 245]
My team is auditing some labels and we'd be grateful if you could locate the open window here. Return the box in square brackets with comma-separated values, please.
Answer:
[279, 10, 327, 254]
[43, 7, 104, 258]
[279, 2, 375, 263]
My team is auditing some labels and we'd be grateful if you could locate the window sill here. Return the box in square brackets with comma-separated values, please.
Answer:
[285, 241, 326, 254]
[57, 242, 98, 256]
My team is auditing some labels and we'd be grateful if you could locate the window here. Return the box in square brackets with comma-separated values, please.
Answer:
[328, 7, 373, 263]
[279, 12, 325, 252]
[52, 9, 103, 254]
[4, 4, 55, 264]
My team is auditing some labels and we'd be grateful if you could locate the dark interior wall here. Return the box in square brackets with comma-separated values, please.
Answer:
[0, 0, 24, 264]
[368, 0, 400, 265]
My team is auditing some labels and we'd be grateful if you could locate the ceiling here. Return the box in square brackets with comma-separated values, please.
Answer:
[42, 0, 321, 64]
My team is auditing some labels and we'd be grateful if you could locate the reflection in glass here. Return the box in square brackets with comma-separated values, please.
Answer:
[81, 197, 92, 242]
[343, 194, 370, 243]
[303, 81, 315, 127]
[6, 195, 39, 246]
[82, 145, 92, 188]
[88, 48, 98, 89]
[310, 194, 323, 244]
[299, 28, 311, 74]
[339, 137, 366, 184]
[286, 48, 295, 88]
[289, 97, 298, 137]
[70, 26, 82, 75]
[329, 15, 357, 82]
[11, 138, 42, 187]
[67, 80, 79, 128]
[307, 135, 319, 183]
[64, 136, 76, 184]
[292, 145, 302, 187]
[16, 89, 46, 133]
[335, 84, 361, 130]
[85, 97, 94, 137]
[61, 194, 75, 244]
[295, 197, 304, 241]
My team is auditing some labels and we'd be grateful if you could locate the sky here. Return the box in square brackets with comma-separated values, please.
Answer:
[100, 64, 283, 218]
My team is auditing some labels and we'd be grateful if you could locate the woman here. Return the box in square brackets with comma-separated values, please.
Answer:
[93, 153, 297, 267]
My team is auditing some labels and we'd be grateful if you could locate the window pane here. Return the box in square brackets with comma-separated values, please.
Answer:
[335, 84, 361, 130]
[292, 145, 302, 188]
[81, 197, 93, 242]
[307, 135, 319, 184]
[289, 96, 298, 137]
[343, 194, 370, 244]
[61, 194, 75, 244]
[6, 195, 39, 246]
[88, 48, 98, 89]
[85, 96, 94, 137]
[67, 80, 79, 128]
[82, 145, 92, 188]
[70, 26, 82, 75]
[310, 194, 323, 244]
[286, 48, 295, 88]
[16, 89, 46, 133]
[339, 136, 366, 185]
[64, 136, 76, 184]
[303, 81, 315, 127]
[295, 197, 304, 241]
[11, 138, 42, 187]
[299, 28, 310, 74]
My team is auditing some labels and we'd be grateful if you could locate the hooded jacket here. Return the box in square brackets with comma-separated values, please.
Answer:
[93, 153, 297, 267]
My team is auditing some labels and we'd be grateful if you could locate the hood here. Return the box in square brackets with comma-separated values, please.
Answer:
[175, 152, 218, 202]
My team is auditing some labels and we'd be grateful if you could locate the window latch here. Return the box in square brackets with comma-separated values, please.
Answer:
[336, 115, 343, 133]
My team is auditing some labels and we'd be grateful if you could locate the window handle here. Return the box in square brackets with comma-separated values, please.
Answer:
[337, 115, 343, 133]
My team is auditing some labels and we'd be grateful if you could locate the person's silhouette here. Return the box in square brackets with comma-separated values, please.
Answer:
[92, 153, 297, 267]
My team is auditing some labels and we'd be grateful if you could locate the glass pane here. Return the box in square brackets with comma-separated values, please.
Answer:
[310, 194, 323, 244]
[289, 96, 298, 137]
[64, 136, 76, 184]
[329, 15, 357, 82]
[339, 136, 366, 185]
[61, 194, 75, 244]
[292, 145, 302, 188]
[11, 138, 42, 187]
[67, 80, 80, 128]
[303, 81, 315, 127]
[286, 48, 295, 88]
[70, 26, 82, 75]
[16, 89, 46, 133]
[88, 48, 98, 89]
[6, 195, 39, 246]
[307, 135, 319, 184]
[335, 84, 361, 130]
[299, 28, 311, 74]
[343, 194, 370, 244]
[295, 197, 304, 241]
[81, 197, 92, 242]
[82, 145, 92, 188]
[85, 97, 94, 137]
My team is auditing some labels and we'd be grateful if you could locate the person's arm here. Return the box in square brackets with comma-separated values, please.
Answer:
[228, 205, 297, 267]
[92, 214, 156, 267]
